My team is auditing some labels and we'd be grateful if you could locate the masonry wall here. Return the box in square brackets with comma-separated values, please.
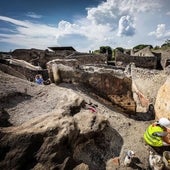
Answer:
[47, 63, 136, 114]
[115, 51, 157, 69]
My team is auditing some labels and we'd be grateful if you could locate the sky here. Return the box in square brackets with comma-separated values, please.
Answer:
[0, 0, 170, 52]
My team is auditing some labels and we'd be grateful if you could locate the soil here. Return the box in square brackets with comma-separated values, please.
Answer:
[0, 70, 167, 169]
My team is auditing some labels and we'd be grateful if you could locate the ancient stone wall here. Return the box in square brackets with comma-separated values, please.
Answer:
[154, 76, 170, 118]
[0, 61, 48, 82]
[115, 51, 157, 69]
[131, 65, 168, 112]
[0, 64, 27, 80]
[47, 63, 136, 113]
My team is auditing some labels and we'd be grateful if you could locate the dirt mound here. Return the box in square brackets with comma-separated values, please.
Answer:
[0, 71, 166, 169]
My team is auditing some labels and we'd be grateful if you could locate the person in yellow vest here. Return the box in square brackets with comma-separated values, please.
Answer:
[144, 117, 170, 147]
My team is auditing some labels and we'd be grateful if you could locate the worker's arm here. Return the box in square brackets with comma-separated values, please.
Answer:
[153, 131, 168, 137]
[166, 128, 170, 133]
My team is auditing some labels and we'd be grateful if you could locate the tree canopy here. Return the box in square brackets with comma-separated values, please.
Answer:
[99, 46, 112, 55]
[133, 44, 153, 51]
[161, 39, 170, 48]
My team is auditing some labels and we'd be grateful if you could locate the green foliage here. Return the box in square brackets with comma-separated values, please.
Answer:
[154, 45, 160, 50]
[161, 39, 170, 48]
[99, 46, 112, 55]
[115, 47, 124, 53]
[93, 50, 100, 54]
[133, 44, 153, 51]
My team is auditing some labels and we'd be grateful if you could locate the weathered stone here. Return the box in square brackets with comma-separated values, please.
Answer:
[73, 163, 89, 170]
[155, 76, 170, 118]
[115, 46, 162, 69]
[0, 72, 124, 170]
[47, 63, 136, 113]
[131, 65, 167, 113]
[0, 108, 122, 170]
[106, 157, 120, 170]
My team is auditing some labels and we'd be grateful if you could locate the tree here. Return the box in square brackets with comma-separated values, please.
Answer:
[154, 46, 160, 50]
[99, 46, 112, 55]
[133, 44, 153, 51]
[161, 39, 170, 48]
[115, 47, 124, 53]
[99, 46, 113, 61]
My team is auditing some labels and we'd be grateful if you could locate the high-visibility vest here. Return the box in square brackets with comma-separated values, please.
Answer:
[144, 124, 164, 147]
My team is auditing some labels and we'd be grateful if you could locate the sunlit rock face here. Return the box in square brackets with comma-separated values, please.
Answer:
[155, 76, 170, 118]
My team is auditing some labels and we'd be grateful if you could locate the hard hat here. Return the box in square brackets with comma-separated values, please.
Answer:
[158, 117, 170, 127]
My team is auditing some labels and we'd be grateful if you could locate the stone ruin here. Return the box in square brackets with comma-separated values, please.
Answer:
[0, 47, 170, 117]
[115, 46, 162, 70]
[47, 60, 169, 117]
[1, 46, 170, 169]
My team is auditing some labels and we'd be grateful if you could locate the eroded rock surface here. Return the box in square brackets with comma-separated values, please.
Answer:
[0, 69, 166, 170]
[155, 76, 170, 118]
[0, 72, 123, 170]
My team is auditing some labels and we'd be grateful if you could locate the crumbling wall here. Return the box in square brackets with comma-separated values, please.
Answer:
[131, 65, 168, 113]
[0, 59, 48, 81]
[47, 63, 136, 113]
[115, 51, 157, 69]
[154, 75, 170, 118]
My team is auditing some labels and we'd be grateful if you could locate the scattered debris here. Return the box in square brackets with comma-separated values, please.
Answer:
[149, 151, 164, 170]
[123, 150, 135, 167]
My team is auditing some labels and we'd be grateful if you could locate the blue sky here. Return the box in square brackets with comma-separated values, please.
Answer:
[0, 0, 170, 52]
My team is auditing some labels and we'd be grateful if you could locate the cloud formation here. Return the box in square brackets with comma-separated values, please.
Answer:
[0, 0, 164, 51]
[166, 11, 170, 15]
[117, 15, 135, 36]
[149, 24, 170, 39]
[26, 12, 42, 19]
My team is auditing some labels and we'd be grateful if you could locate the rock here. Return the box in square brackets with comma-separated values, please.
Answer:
[155, 76, 170, 118]
[0, 108, 12, 127]
[0, 74, 123, 170]
[47, 64, 136, 114]
[73, 163, 89, 170]
[106, 157, 120, 170]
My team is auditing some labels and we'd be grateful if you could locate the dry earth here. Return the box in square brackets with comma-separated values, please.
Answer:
[0, 70, 166, 170]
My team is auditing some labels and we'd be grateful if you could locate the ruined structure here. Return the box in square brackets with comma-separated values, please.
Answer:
[0, 46, 169, 114]
[115, 46, 162, 70]
[0, 72, 124, 170]
[155, 75, 170, 118]
[1, 46, 170, 169]
[47, 62, 136, 113]
[0, 58, 48, 82]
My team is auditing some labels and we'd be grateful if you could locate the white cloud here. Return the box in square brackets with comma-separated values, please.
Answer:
[0, 16, 30, 27]
[0, 15, 112, 51]
[166, 11, 170, 15]
[149, 24, 170, 39]
[0, 0, 163, 51]
[87, 0, 160, 26]
[0, 16, 58, 49]
[26, 12, 42, 19]
[117, 15, 135, 36]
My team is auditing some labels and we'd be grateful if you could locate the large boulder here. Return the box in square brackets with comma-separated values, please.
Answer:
[0, 109, 123, 170]
[155, 76, 170, 118]
[131, 64, 167, 113]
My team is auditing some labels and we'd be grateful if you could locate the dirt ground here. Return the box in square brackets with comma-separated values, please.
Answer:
[0, 71, 165, 169]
